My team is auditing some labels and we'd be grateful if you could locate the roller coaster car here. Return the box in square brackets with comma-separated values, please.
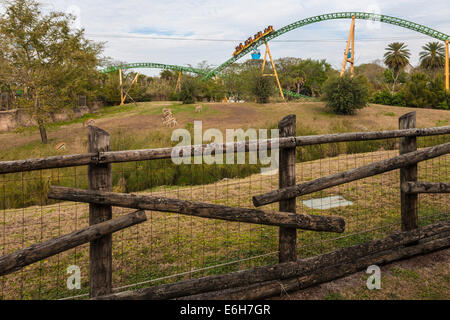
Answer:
[254, 31, 263, 40]
[232, 26, 274, 57]
[233, 43, 245, 56]
[264, 26, 274, 34]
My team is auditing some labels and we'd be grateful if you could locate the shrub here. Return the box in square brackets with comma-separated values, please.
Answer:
[321, 75, 370, 115]
[400, 73, 447, 108]
[179, 78, 198, 104]
[169, 91, 180, 101]
[370, 89, 406, 107]
[250, 74, 274, 103]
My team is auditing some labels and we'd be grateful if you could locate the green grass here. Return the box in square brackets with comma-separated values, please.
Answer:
[324, 292, 345, 300]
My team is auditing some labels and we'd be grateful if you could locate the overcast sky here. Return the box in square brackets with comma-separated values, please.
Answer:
[3, 0, 450, 75]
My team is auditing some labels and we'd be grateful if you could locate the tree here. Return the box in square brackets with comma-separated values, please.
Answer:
[321, 75, 369, 115]
[354, 62, 386, 92]
[383, 42, 411, 93]
[250, 73, 274, 104]
[419, 42, 445, 76]
[221, 64, 246, 100]
[402, 72, 447, 109]
[179, 78, 198, 104]
[160, 70, 176, 81]
[0, 0, 103, 143]
[277, 58, 332, 97]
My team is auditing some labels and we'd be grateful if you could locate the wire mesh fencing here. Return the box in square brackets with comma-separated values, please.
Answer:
[0, 130, 449, 300]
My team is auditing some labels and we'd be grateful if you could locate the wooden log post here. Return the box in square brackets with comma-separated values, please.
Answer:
[278, 115, 297, 262]
[88, 126, 113, 297]
[399, 112, 418, 231]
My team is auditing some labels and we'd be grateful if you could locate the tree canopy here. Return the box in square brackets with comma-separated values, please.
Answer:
[0, 0, 104, 143]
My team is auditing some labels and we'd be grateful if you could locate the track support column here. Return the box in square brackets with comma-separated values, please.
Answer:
[262, 42, 286, 102]
[176, 71, 182, 92]
[119, 68, 124, 105]
[445, 40, 449, 91]
[340, 16, 356, 77]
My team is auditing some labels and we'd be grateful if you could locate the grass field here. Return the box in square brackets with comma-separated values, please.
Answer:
[1, 100, 449, 159]
[0, 101, 449, 299]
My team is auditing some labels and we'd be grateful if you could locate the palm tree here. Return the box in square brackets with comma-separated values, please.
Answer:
[419, 42, 445, 75]
[384, 42, 411, 93]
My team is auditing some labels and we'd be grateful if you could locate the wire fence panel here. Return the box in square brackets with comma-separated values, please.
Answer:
[0, 132, 448, 300]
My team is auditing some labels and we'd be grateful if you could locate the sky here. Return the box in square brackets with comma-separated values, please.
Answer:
[2, 0, 450, 76]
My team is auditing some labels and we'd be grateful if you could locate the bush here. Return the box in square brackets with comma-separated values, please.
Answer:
[250, 74, 274, 103]
[321, 75, 370, 115]
[401, 73, 447, 108]
[370, 89, 406, 107]
[179, 78, 198, 104]
[169, 91, 180, 101]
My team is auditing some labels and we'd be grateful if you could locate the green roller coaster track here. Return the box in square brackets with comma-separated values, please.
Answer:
[101, 12, 449, 83]
[204, 12, 449, 79]
[101, 62, 206, 75]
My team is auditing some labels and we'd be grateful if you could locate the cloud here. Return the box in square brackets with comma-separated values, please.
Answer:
[44, 0, 449, 75]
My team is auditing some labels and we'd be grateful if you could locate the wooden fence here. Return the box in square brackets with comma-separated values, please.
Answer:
[0, 111, 449, 299]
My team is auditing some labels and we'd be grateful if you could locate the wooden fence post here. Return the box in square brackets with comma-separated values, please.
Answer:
[88, 126, 113, 297]
[399, 112, 418, 231]
[278, 114, 297, 262]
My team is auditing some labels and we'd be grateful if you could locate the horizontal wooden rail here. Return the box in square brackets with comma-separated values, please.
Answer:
[48, 186, 346, 233]
[402, 182, 450, 193]
[253, 142, 450, 207]
[0, 126, 449, 174]
[0, 153, 95, 175]
[93, 219, 450, 300]
[0, 210, 147, 276]
[180, 234, 450, 300]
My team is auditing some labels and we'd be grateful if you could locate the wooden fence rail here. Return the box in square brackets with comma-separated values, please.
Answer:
[1, 126, 449, 174]
[252, 141, 450, 207]
[92, 219, 450, 300]
[180, 235, 450, 300]
[401, 182, 450, 194]
[47, 186, 346, 233]
[0, 210, 146, 277]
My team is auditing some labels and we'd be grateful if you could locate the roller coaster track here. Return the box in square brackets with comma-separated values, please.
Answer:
[102, 12, 449, 81]
[101, 62, 206, 75]
[203, 12, 449, 79]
